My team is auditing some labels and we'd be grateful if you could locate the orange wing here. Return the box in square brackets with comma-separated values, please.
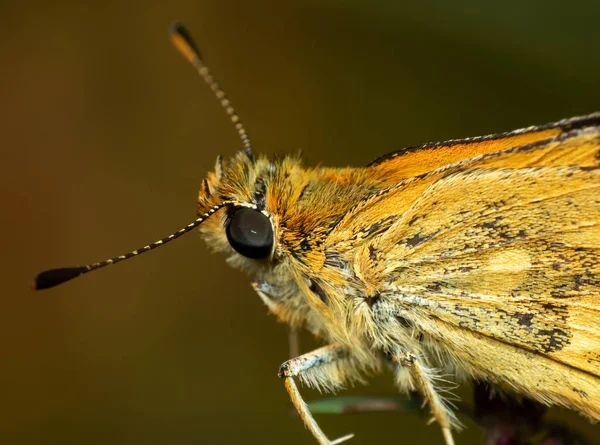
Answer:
[357, 118, 600, 377]
[369, 113, 600, 183]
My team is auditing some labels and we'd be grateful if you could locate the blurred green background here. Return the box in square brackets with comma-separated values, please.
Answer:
[3, 1, 600, 444]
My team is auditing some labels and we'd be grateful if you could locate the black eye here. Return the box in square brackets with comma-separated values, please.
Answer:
[226, 207, 274, 259]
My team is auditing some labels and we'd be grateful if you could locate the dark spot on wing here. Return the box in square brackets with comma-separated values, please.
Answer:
[515, 312, 534, 328]
[481, 216, 504, 230]
[537, 327, 570, 353]
[573, 274, 591, 290]
[573, 388, 589, 400]
[439, 298, 572, 354]
[352, 215, 397, 240]
[368, 244, 377, 261]
[541, 302, 560, 311]
[408, 215, 420, 226]
[403, 232, 435, 248]
[425, 283, 443, 293]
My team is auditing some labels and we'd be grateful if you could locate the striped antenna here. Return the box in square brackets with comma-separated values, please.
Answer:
[33, 201, 236, 290]
[170, 21, 253, 153]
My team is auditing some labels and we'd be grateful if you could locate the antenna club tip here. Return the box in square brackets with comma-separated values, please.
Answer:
[32, 267, 87, 291]
[169, 21, 202, 64]
[169, 20, 185, 37]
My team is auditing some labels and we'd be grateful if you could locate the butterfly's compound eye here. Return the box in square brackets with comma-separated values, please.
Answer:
[226, 208, 274, 259]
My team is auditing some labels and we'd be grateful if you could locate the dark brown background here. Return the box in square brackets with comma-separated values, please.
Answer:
[3, 1, 600, 444]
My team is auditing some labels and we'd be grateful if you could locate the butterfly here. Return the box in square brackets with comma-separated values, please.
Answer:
[34, 22, 600, 445]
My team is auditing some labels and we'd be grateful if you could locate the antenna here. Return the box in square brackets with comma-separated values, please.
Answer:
[33, 201, 237, 290]
[170, 21, 253, 153]
[33, 23, 255, 290]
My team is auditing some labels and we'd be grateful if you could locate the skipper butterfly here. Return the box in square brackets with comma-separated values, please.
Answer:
[33, 23, 600, 445]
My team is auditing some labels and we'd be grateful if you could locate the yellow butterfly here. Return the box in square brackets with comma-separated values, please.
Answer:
[34, 23, 600, 445]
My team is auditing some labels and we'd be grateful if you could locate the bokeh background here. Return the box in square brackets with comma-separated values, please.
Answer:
[3, 1, 600, 444]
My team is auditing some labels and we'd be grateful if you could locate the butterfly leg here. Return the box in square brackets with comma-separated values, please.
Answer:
[279, 343, 354, 445]
[288, 325, 300, 358]
[252, 280, 287, 317]
[251, 280, 301, 357]
[394, 351, 457, 445]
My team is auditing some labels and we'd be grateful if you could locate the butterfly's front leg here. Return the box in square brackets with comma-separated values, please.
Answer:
[251, 280, 300, 357]
[279, 344, 354, 445]
[252, 280, 353, 443]
[394, 351, 457, 445]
